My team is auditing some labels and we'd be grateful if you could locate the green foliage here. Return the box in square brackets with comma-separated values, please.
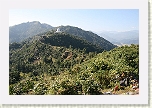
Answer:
[40, 32, 103, 53]
[59, 25, 117, 50]
[9, 79, 34, 95]
[9, 42, 22, 50]
[9, 71, 20, 84]
[9, 31, 139, 95]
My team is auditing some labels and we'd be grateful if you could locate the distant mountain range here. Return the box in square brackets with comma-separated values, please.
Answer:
[96, 30, 139, 46]
[9, 21, 53, 43]
[9, 21, 116, 51]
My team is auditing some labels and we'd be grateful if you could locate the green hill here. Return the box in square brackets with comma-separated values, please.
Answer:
[9, 40, 97, 76]
[39, 32, 104, 53]
[57, 25, 117, 50]
[9, 22, 117, 51]
[46, 44, 139, 95]
[9, 39, 139, 95]
[9, 32, 102, 89]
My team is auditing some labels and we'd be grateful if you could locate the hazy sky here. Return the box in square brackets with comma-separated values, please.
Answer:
[9, 9, 139, 32]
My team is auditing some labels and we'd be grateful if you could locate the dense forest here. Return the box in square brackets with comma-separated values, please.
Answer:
[9, 30, 139, 95]
[57, 26, 117, 51]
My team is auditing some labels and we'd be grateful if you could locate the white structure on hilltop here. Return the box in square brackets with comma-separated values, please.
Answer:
[56, 28, 61, 33]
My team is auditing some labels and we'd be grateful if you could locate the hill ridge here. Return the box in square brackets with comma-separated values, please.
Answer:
[9, 21, 117, 51]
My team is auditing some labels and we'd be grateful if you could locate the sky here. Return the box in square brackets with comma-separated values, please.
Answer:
[9, 9, 139, 32]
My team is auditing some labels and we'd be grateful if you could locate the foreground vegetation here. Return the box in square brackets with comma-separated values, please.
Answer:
[9, 36, 139, 95]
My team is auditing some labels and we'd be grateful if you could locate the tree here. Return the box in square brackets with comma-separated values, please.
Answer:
[9, 71, 20, 84]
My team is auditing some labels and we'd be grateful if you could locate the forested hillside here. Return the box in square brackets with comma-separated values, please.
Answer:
[9, 32, 101, 86]
[9, 36, 139, 95]
[57, 26, 117, 50]
[40, 32, 104, 53]
[9, 22, 138, 95]
[9, 22, 117, 51]
[9, 42, 97, 79]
